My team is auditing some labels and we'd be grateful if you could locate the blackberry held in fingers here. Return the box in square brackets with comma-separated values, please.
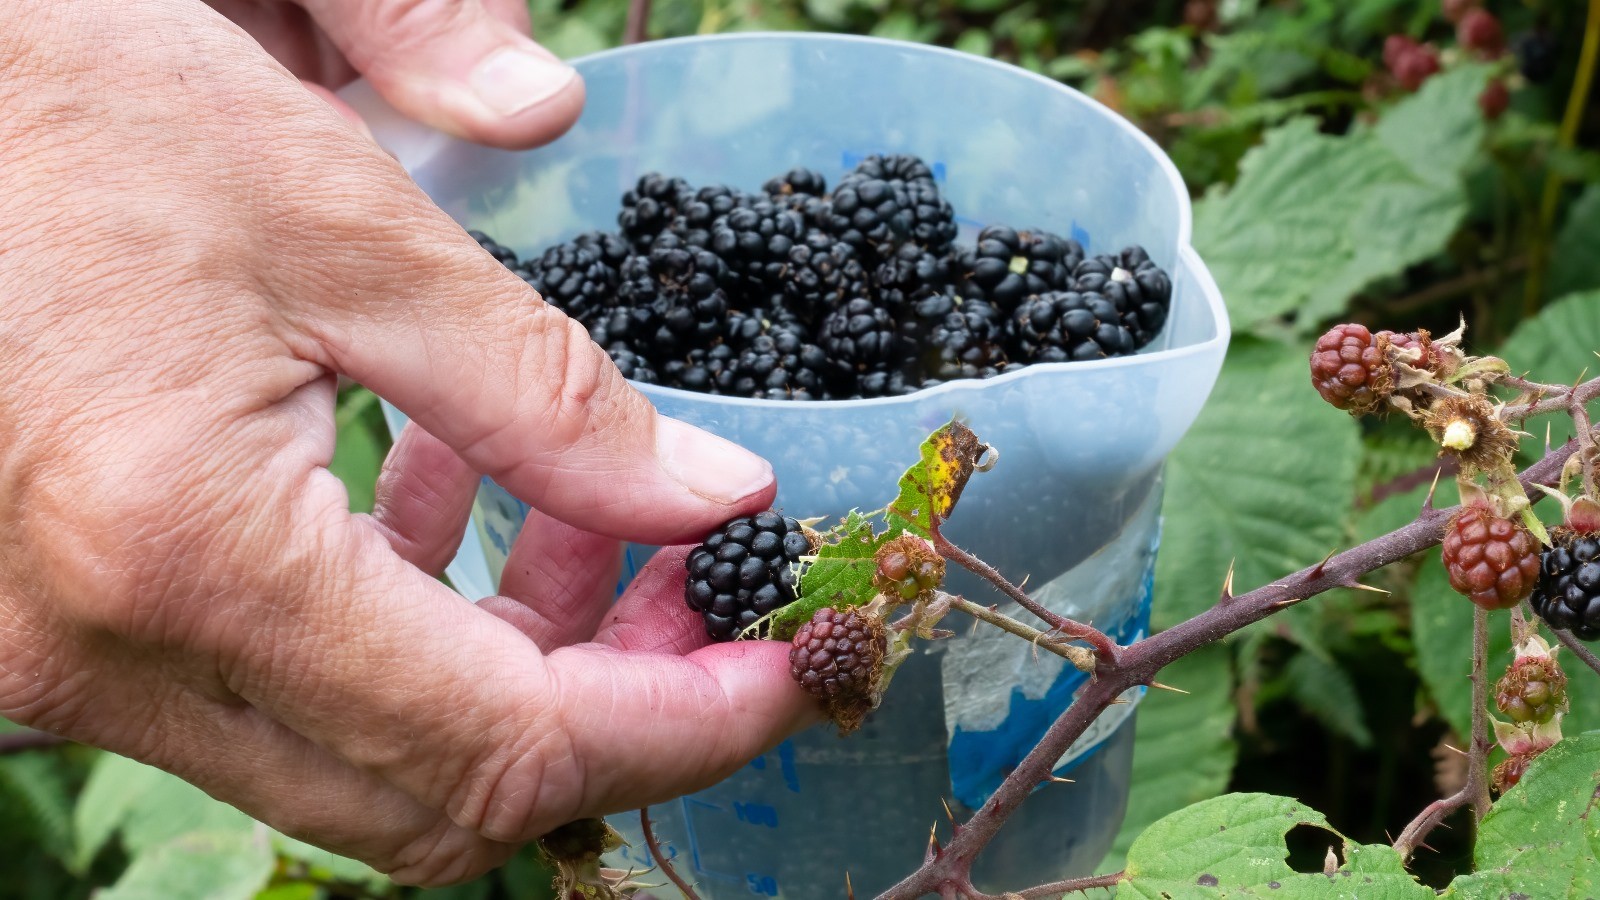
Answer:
[789, 606, 887, 735]
[685, 511, 811, 641]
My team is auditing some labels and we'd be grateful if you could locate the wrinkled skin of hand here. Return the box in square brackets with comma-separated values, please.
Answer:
[0, 0, 813, 885]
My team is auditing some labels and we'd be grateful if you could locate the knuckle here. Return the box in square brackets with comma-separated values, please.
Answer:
[446, 694, 581, 844]
[385, 821, 500, 887]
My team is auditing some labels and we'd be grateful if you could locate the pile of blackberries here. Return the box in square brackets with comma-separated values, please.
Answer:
[472, 154, 1173, 400]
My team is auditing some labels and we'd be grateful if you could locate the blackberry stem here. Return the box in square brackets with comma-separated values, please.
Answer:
[0, 729, 69, 756]
[1469, 605, 1493, 821]
[942, 593, 1095, 672]
[1571, 396, 1598, 498]
[640, 807, 701, 899]
[1500, 376, 1600, 422]
[874, 429, 1586, 900]
[932, 532, 1119, 666]
[1392, 786, 1471, 861]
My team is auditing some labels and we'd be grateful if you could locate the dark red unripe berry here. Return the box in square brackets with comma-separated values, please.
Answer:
[1310, 324, 1392, 414]
[1458, 9, 1505, 57]
[790, 608, 885, 701]
[1384, 34, 1419, 71]
[1441, 506, 1542, 610]
[1393, 44, 1442, 91]
[1479, 78, 1510, 120]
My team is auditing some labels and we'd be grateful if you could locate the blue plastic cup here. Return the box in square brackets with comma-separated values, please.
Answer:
[344, 32, 1228, 897]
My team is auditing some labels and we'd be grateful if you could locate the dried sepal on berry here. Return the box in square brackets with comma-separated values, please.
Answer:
[1422, 394, 1520, 475]
[873, 533, 946, 603]
[789, 607, 889, 735]
[537, 818, 650, 899]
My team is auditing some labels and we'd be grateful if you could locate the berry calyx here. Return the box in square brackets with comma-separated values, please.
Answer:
[789, 607, 888, 735]
[1494, 638, 1568, 724]
[1440, 505, 1542, 610]
[684, 511, 811, 641]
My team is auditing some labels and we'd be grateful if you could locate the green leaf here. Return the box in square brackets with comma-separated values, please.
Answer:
[1496, 290, 1600, 443]
[271, 833, 388, 890]
[885, 420, 985, 538]
[774, 510, 894, 640]
[1447, 731, 1600, 897]
[1100, 643, 1238, 873]
[329, 389, 385, 514]
[1121, 792, 1432, 897]
[1194, 66, 1489, 331]
[1549, 186, 1600, 300]
[0, 753, 75, 866]
[98, 831, 273, 900]
[1285, 651, 1372, 748]
[75, 753, 252, 869]
[253, 885, 319, 900]
[1154, 338, 1361, 628]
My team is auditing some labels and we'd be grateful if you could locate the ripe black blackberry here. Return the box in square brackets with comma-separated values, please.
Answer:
[1072, 247, 1172, 347]
[923, 298, 1010, 381]
[847, 154, 938, 188]
[855, 368, 920, 399]
[816, 176, 957, 256]
[572, 230, 631, 269]
[723, 331, 829, 400]
[1514, 29, 1558, 83]
[617, 173, 693, 248]
[818, 297, 908, 384]
[763, 168, 828, 198]
[1530, 531, 1600, 640]
[1011, 290, 1139, 363]
[469, 229, 520, 267]
[710, 198, 807, 294]
[778, 230, 870, 322]
[873, 243, 954, 318]
[685, 511, 811, 640]
[605, 345, 658, 385]
[518, 238, 619, 325]
[617, 239, 733, 355]
[955, 226, 1083, 313]
[585, 304, 658, 356]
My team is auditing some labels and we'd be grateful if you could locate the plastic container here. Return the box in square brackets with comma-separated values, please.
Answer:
[343, 33, 1228, 897]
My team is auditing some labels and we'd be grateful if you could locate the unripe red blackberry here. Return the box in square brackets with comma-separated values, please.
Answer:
[1310, 324, 1396, 414]
[1440, 506, 1542, 610]
[873, 534, 946, 602]
[1492, 754, 1532, 794]
[1495, 655, 1567, 724]
[790, 607, 887, 735]
[1392, 43, 1441, 91]
[1458, 8, 1504, 57]
[1442, 0, 1479, 24]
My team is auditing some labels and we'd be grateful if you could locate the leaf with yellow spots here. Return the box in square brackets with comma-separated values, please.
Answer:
[887, 420, 988, 538]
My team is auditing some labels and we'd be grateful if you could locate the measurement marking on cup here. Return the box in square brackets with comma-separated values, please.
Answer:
[680, 797, 743, 884]
[733, 801, 778, 827]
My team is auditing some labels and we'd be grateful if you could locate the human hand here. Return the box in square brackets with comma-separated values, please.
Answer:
[0, 0, 813, 885]
[206, 0, 586, 149]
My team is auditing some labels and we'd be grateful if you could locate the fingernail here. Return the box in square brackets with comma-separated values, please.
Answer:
[471, 48, 578, 117]
[656, 417, 773, 505]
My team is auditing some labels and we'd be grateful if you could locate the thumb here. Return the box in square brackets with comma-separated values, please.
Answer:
[298, 0, 584, 149]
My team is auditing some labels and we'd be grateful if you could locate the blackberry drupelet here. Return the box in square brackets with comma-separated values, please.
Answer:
[923, 298, 1010, 381]
[469, 229, 520, 267]
[1010, 290, 1138, 363]
[818, 296, 907, 385]
[685, 511, 811, 640]
[779, 230, 870, 322]
[1530, 531, 1600, 640]
[617, 173, 693, 248]
[663, 343, 737, 394]
[1072, 247, 1172, 347]
[572, 230, 632, 269]
[724, 331, 829, 400]
[763, 168, 828, 198]
[955, 226, 1083, 313]
[846, 154, 938, 187]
